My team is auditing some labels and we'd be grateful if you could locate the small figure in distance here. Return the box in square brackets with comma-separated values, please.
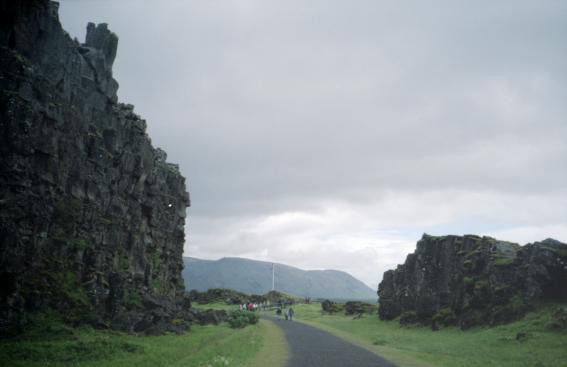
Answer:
[288, 306, 294, 321]
[276, 307, 282, 320]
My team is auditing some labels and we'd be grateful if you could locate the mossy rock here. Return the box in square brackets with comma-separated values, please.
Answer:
[59, 271, 89, 308]
[489, 295, 527, 325]
[432, 307, 456, 329]
[73, 238, 90, 251]
[52, 199, 83, 232]
[123, 289, 143, 309]
[546, 307, 567, 332]
[400, 311, 419, 325]
[542, 245, 567, 258]
[493, 256, 514, 266]
[474, 279, 489, 291]
[463, 276, 475, 286]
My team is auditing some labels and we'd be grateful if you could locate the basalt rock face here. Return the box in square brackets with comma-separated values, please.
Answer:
[378, 235, 567, 329]
[0, 0, 191, 335]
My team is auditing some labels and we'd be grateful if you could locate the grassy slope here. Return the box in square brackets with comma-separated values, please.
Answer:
[0, 312, 288, 367]
[292, 303, 567, 367]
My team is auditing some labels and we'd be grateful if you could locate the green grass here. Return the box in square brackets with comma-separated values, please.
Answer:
[192, 302, 241, 312]
[0, 313, 287, 367]
[292, 303, 567, 367]
[248, 319, 289, 367]
[192, 303, 288, 365]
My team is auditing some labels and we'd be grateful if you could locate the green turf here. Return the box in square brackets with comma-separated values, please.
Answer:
[292, 303, 567, 367]
[248, 319, 289, 367]
[0, 312, 275, 367]
[192, 302, 241, 311]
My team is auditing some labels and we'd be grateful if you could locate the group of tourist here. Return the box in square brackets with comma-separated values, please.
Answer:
[276, 305, 295, 321]
[240, 302, 260, 311]
[238, 300, 296, 321]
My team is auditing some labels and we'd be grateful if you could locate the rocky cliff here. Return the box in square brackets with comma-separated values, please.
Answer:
[0, 0, 190, 335]
[378, 234, 567, 329]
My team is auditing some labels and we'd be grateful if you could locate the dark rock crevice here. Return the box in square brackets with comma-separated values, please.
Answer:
[0, 0, 192, 336]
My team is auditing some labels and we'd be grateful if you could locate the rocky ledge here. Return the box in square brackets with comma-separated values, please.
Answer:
[378, 234, 567, 329]
[0, 0, 192, 335]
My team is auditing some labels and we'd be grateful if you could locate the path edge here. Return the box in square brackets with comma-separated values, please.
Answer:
[293, 318, 437, 367]
[247, 319, 290, 367]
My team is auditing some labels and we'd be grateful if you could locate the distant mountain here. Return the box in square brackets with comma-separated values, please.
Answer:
[183, 257, 376, 300]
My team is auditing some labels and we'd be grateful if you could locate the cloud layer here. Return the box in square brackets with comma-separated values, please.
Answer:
[59, 0, 567, 288]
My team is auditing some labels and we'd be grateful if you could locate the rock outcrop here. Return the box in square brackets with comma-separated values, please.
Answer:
[378, 234, 567, 329]
[0, 0, 190, 335]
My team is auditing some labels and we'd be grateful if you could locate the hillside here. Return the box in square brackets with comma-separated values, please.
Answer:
[183, 257, 376, 300]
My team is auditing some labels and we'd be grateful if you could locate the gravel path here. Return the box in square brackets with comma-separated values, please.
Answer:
[266, 316, 397, 367]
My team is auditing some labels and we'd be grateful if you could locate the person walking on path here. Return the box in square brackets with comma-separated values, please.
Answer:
[288, 306, 294, 321]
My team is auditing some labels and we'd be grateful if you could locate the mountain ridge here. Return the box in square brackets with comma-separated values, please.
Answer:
[183, 256, 376, 300]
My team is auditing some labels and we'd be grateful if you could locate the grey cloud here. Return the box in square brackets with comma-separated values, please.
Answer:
[58, 0, 567, 285]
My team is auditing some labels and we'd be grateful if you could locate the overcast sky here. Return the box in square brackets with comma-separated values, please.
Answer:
[59, 0, 567, 288]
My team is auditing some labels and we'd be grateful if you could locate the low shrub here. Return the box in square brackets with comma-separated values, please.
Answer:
[432, 307, 456, 329]
[321, 300, 344, 314]
[227, 310, 259, 329]
[344, 301, 377, 315]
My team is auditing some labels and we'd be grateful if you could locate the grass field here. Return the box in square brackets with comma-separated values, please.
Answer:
[11, 302, 564, 367]
[291, 303, 567, 367]
[0, 313, 287, 367]
[192, 302, 241, 312]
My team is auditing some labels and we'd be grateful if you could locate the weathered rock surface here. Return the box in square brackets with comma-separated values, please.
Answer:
[0, 0, 191, 335]
[378, 234, 567, 329]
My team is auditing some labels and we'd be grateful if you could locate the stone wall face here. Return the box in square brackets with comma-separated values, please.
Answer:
[0, 0, 190, 334]
[378, 234, 567, 329]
